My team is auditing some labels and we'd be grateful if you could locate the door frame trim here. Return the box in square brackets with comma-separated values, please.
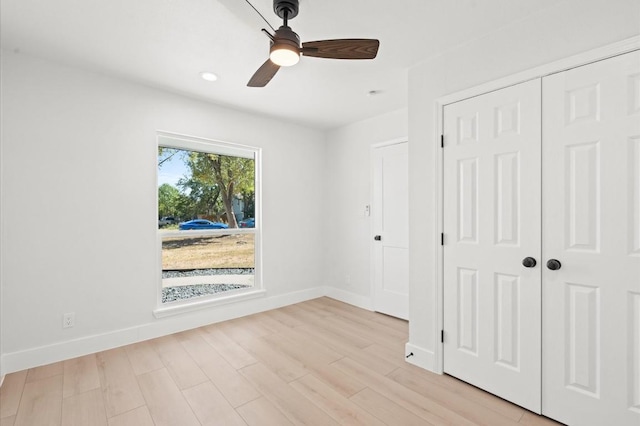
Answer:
[432, 35, 640, 374]
[370, 138, 409, 315]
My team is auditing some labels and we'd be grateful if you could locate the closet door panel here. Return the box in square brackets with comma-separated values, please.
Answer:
[443, 78, 542, 413]
[542, 50, 640, 426]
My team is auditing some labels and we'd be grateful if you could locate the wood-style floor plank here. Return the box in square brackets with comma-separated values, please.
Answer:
[301, 363, 367, 398]
[290, 373, 386, 426]
[245, 314, 299, 340]
[256, 328, 367, 397]
[124, 340, 164, 376]
[239, 363, 339, 426]
[322, 315, 406, 350]
[217, 316, 273, 343]
[288, 300, 335, 319]
[306, 318, 375, 349]
[334, 356, 477, 426]
[63, 354, 100, 398]
[298, 324, 397, 375]
[314, 297, 409, 333]
[0, 297, 562, 426]
[387, 367, 520, 426]
[236, 397, 294, 426]
[350, 387, 432, 426]
[182, 381, 248, 426]
[241, 313, 285, 335]
[307, 300, 408, 341]
[13, 375, 62, 426]
[151, 334, 208, 390]
[25, 361, 63, 383]
[176, 329, 261, 408]
[0, 415, 15, 426]
[0, 370, 27, 418]
[262, 306, 305, 328]
[136, 368, 200, 426]
[106, 406, 154, 426]
[395, 361, 527, 422]
[61, 388, 107, 426]
[363, 341, 408, 366]
[279, 304, 334, 327]
[519, 412, 562, 425]
[95, 348, 145, 418]
[262, 323, 344, 366]
[235, 334, 310, 383]
[200, 325, 257, 370]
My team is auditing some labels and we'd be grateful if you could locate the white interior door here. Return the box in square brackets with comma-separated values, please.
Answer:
[443, 79, 542, 412]
[372, 142, 409, 320]
[542, 50, 640, 426]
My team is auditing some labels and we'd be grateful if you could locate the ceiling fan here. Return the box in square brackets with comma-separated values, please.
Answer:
[247, 0, 380, 87]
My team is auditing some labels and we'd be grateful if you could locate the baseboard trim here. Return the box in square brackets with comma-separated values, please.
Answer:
[2, 287, 429, 376]
[1, 286, 325, 375]
[404, 342, 438, 373]
[323, 286, 373, 311]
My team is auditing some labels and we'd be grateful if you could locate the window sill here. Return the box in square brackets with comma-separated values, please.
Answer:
[153, 288, 266, 318]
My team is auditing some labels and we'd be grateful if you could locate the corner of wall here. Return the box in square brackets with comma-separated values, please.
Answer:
[404, 342, 439, 373]
[323, 285, 373, 311]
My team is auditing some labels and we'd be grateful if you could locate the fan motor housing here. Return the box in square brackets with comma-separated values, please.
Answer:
[274, 0, 299, 20]
[274, 25, 300, 46]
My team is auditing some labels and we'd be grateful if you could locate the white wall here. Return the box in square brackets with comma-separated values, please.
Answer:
[0, 51, 327, 375]
[407, 0, 640, 370]
[323, 109, 408, 308]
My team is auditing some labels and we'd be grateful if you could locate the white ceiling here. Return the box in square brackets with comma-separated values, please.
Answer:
[1, 0, 565, 129]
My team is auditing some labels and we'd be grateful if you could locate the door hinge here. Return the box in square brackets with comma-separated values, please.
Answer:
[440, 134, 444, 148]
[441, 233, 444, 245]
[441, 330, 444, 343]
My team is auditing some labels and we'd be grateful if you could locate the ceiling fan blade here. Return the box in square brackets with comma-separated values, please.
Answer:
[247, 59, 280, 87]
[301, 39, 379, 60]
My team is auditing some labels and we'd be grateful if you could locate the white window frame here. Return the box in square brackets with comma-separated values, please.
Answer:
[153, 131, 263, 318]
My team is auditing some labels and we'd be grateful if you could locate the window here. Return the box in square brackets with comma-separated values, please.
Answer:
[155, 132, 261, 314]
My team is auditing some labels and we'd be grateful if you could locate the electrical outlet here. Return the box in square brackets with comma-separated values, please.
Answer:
[63, 312, 75, 328]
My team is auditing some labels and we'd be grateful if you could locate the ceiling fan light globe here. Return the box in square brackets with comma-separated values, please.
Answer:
[270, 46, 300, 67]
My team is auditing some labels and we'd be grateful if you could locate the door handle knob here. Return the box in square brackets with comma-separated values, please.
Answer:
[522, 257, 537, 268]
[546, 259, 562, 270]
[374, 235, 382, 241]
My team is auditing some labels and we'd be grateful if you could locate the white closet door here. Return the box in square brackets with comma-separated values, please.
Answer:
[542, 50, 640, 426]
[443, 79, 542, 412]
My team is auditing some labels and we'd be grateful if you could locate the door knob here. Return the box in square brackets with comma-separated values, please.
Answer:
[546, 259, 562, 270]
[374, 235, 382, 241]
[522, 257, 537, 268]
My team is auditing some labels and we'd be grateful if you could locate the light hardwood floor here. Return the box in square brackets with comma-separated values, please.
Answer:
[0, 297, 562, 426]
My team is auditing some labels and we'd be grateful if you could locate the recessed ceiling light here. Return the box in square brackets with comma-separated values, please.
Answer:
[200, 71, 218, 82]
